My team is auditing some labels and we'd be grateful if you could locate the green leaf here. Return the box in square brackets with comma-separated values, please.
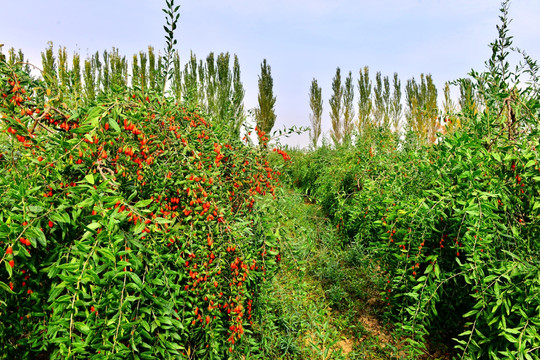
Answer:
[85, 174, 95, 185]
[74, 322, 90, 335]
[0, 280, 14, 294]
[155, 217, 171, 224]
[502, 332, 518, 343]
[97, 248, 116, 263]
[86, 222, 101, 230]
[4, 260, 13, 278]
[433, 263, 440, 279]
[108, 118, 121, 132]
[127, 272, 143, 289]
[48, 283, 66, 302]
[86, 106, 102, 127]
[50, 212, 69, 224]
[135, 199, 152, 208]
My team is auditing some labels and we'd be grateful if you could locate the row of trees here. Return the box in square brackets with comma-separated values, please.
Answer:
[3, 43, 278, 142]
[309, 67, 483, 147]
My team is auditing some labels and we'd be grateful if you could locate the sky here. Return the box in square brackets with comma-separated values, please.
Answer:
[2, 0, 540, 147]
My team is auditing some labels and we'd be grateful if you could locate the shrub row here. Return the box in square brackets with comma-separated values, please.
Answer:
[0, 59, 283, 359]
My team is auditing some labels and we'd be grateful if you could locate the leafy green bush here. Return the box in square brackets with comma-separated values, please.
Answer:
[0, 58, 283, 359]
[285, 3, 540, 358]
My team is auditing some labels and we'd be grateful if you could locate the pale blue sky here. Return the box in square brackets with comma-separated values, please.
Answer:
[3, 0, 540, 147]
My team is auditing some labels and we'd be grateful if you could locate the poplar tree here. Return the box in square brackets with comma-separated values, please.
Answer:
[309, 78, 323, 148]
[383, 75, 391, 128]
[102, 50, 110, 91]
[205, 52, 217, 115]
[255, 59, 276, 144]
[458, 78, 478, 117]
[58, 46, 69, 90]
[139, 51, 148, 91]
[231, 54, 245, 137]
[216, 52, 232, 123]
[171, 51, 182, 101]
[132, 54, 140, 88]
[198, 59, 206, 108]
[405, 74, 439, 143]
[92, 51, 102, 92]
[83, 58, 96, 102]
[442, 82, 459, 133]
[41, 41, 57, 88]
[329, 67, 343, 146]
[110, 48, 128, 88]
[148, 46, 156, 90]
[182, 52, 198, 103]
[373, 72, 391, 128]
[19, 50, 31, 74]
[71, 51, 82, 96]
[7, 48, 30, 74]
[390, 72, 402, 132]
[357, 66, 372, 134]
[7, 48, 17, 66]
[343, 71, 355, 143]
[425, 74, 439, 143]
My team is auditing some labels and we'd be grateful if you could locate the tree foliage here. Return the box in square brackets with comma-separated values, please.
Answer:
[254, 59, 276, 145]
[308, 78, 323, 148]
[342, 71, 355, 144]
[357, 66, 372, 135]
[329, 67, 343, 146]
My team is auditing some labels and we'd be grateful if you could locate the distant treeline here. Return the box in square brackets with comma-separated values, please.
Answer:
[309, 67, 483, 147]
[2, 43, 246, 137]
[2, 43, 482, 146]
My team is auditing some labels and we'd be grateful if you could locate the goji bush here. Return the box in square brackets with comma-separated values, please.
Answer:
[0, 57, 284, 359]
[285, 4, 540, 358]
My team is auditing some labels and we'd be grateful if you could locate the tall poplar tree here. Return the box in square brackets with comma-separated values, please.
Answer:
[148, 46, 157, 90]
[442, 82, 459, 133]
[373, 71, 391, 128]
[198, 59, 206, 108]
[343, 71, 355, 143]
[309, 78, 323, 148]
[390, 72, 402, 132]
[405, 74, 439, 143]
[102, 50, 110, 91]
[357, 66, 372, 134]
[231, 54, 245, 137]
[41, 41, 57, 88]
[109, 48, 128, 88]
[132, 54, 140, 88]
[383, 75, 391, 128]
[83, 58, 96, 102]
[216, 52, 232, 123]
[329, 67, 343, 146]
[458, 78, 479, 118]
[58, 46, 69, 90]
[182, 52, 198, 103]
[425, 74, 439, 143]
[171, 51, 182, 101]
[139, 51, 148, 91]
[205, 52, 217, 115]
[255, 59, 276, 144]
[71, 51, 82, 96]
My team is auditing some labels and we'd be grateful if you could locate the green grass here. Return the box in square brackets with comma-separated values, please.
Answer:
[235, 188, 406, 359]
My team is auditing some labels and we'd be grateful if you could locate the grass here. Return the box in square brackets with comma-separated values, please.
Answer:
[235, 188, 406, 359]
